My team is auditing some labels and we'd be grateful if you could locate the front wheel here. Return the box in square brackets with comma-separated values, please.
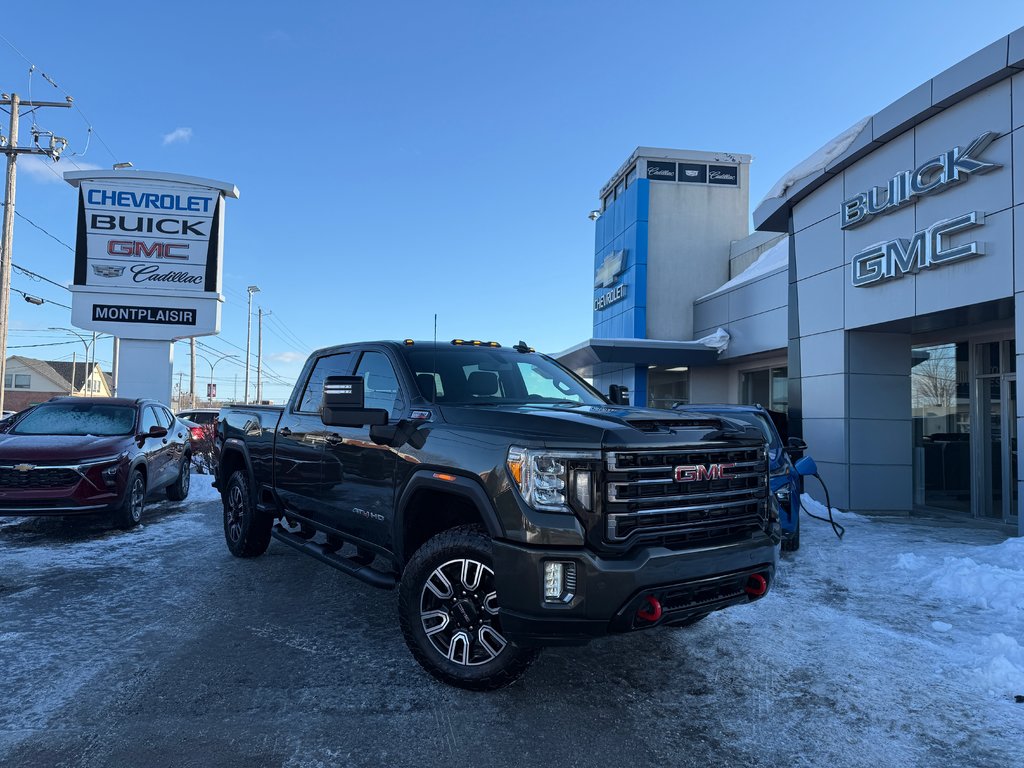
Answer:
[223, 470, 272, 557]
[398, 525, 538, 691]
[781, 515, 801, 552]
[112, 469, 146, 529]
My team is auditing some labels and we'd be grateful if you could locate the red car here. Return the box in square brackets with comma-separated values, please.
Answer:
[0, 397, 192, 528]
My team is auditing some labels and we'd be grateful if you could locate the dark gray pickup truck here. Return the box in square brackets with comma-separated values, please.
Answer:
[214, 339, 778, 690]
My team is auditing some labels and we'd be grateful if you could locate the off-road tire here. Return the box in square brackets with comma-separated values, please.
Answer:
[223, 470, 272, 557]
[398, 525, 539, 691]
[166, 455, 192, 501]
[112, 469, 146, 530]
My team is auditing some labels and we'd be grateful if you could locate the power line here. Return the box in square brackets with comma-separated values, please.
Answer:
[13, 209, 74, 253]
[11, 286, 70, 310]
[0, 31, 120, 163]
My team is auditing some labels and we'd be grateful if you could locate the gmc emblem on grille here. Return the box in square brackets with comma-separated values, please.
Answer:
[674, 463, 736, 482]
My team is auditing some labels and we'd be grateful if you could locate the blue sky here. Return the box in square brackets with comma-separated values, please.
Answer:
[3, 1, 1023, 402]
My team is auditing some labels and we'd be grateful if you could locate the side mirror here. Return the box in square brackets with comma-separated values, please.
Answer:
[794, 456, 818, 477]
[786, 436, 808, 452]
[608, 384, 630, 406]
[321, 375, 388, 428]
[146, 425, 168, 439]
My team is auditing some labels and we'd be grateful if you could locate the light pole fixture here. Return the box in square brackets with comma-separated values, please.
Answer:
[196, 351, 238, 400]
[244, 285, 260, 404]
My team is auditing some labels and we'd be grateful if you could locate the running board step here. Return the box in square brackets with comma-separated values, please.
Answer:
[270, 525, 397, 590]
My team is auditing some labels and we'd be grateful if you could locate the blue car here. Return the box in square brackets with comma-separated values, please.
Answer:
[674, 403, 807, 552]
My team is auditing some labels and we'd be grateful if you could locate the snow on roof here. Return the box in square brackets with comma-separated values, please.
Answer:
[699, 236, 789, 300]
[759, 116, 871, 204]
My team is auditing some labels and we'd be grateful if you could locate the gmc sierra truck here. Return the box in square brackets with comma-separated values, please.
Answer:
[214, 339, 779, 690]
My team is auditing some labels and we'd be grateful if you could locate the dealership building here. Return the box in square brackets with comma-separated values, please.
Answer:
[558, 28, 1024, 536]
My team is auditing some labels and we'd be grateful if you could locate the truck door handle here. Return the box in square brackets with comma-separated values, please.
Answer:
[279, 427, 293, 437]
[326, 433, 343, 445]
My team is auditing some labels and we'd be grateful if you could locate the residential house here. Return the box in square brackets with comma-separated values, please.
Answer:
[3, 356, 112, 412]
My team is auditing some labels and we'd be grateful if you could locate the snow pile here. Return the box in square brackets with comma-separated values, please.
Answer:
[700, 237, 789, 299]
[800, 492, 865, 521]
[974, 634, 1024, 696]
[896, 536, 1024, 696]
[896, 538, 1024, 613]
[190, 473, 220, 503]
[694, 327, 730, 353]
[761, 116, 871, 202]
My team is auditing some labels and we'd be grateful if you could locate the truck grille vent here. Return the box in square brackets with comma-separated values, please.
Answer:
[604, 446, 767, 546]
[0, 467, 80, 489]
[625, 418, 720, 432]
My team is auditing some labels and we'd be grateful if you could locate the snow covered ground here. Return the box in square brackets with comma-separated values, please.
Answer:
[0, 476, 1022, 767]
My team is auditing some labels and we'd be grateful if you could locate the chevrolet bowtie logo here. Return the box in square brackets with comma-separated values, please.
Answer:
[13, 464, 35, 472]
[594, 250, 626, 289]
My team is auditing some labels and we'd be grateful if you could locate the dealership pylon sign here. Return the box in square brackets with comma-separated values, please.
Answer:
[64, 170, 239, 340]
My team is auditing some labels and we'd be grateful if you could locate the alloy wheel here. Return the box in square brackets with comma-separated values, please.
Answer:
[226, 483, 246, 543]
[419, 558, 507, 666]
[130, 476, 145, 522]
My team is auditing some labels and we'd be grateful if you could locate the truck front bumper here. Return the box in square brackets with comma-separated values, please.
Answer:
[492, 533, 777, 647]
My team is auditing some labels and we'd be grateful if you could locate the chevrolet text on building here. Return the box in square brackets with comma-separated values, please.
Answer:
[594, 250, 628, 311]
[840, 131, 999, 229]
[64, 170, 239, 340]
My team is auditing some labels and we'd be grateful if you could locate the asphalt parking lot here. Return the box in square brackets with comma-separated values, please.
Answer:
[1, 477, 1020, 768]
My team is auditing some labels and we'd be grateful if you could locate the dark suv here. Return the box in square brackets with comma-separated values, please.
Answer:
[0, 397, 193, 528]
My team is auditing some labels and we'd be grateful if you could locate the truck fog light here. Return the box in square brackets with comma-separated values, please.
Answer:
[543, 560, 576, 603]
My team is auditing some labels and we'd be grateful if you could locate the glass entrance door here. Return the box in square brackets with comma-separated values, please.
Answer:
[973, 340, 1017, 524]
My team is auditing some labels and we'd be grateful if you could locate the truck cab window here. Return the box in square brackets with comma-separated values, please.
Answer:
[355, 351, 403, 418]
[299, 352, 352, 413]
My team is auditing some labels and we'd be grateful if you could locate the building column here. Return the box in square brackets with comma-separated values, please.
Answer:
[846, 331, 913, 513]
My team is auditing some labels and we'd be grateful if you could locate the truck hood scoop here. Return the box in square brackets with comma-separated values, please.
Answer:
[625, 417, 722, 433]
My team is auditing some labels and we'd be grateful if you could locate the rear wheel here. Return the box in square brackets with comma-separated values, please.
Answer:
[166, 455, 191, 501]
[223, 470, 272, 557]
[112, 470, 146, 530]
[398, 525, 538, 691]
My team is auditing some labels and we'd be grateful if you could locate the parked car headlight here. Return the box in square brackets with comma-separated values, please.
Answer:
[506, 447, 600, 513]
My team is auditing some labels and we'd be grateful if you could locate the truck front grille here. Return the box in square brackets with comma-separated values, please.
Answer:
[0, 466, 81, 489]
[604, 446, 767, 546]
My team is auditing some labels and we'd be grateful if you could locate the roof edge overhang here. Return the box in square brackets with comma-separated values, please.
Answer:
[553, 337, 719, 373]
[63, 170, 240, 198]
[755, 26, 1024, 233]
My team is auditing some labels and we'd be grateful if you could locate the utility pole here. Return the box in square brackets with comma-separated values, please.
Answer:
[189, 337, 197, 408]
[0, 92, 72, 413]
[89, 332, 96, 396]
[257, 307, 271, 404]
[244, 285, 260, 404]
[176, 372, 184, 410]
[111, 337, 119, 396]
[70, 351, 76, 395]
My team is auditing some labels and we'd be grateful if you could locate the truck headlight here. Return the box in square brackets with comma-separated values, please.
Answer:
[507, 447, 600, 513]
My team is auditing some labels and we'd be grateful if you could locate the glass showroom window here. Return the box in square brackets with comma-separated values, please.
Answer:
[648, 367, 690, 409]
[912, 342, 970, 514]
[740, 367, 788, 412]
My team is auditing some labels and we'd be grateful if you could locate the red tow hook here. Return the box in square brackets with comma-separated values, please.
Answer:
[636, 594, 663, 622]
[745, 573, 768, 598]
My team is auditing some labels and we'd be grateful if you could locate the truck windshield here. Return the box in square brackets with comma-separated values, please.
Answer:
[12, 403, 137, 436]
[402, 347, 606, 406]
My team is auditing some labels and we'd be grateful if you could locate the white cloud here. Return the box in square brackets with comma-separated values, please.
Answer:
[162, 127, 193, 145]
[270, 351, 305, 364]
[18, 155, 101, 184]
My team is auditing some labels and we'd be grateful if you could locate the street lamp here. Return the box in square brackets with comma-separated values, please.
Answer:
[244, 285, 260, 404]
[48, 327, 106, 396]
[195, 352, 238, 401]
